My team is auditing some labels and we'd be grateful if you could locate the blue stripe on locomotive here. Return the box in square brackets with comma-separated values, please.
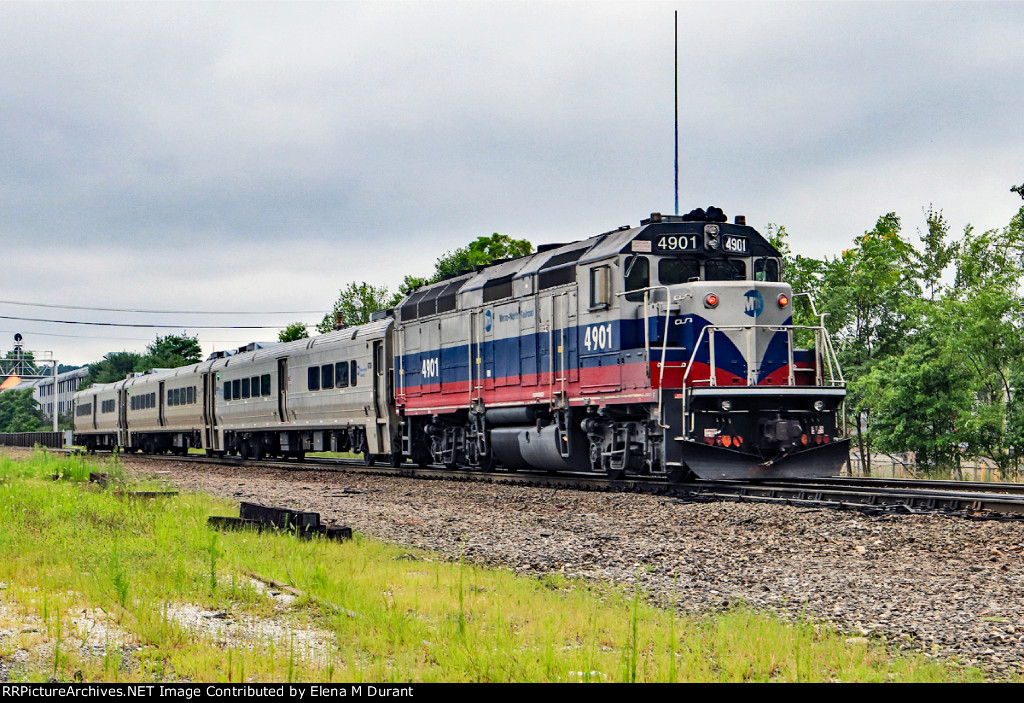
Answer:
[400, 315, 795, 390]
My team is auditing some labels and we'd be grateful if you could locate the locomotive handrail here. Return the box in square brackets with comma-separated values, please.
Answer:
[680, 321, 845, 437]
[681, 323, 845, 387]
[792, 292, 844, 385]
[617, 285, 674, 425]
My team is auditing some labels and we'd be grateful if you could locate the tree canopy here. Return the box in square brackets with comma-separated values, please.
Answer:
[433, 233, 533, 280]
[80, 334, 202, 389]
[0, 389, 44, 433]
[318, 232, 534, 334]
[278, 322, 310, 342]
[778, 188, 1024, 473]
[317, 282, 403, 334]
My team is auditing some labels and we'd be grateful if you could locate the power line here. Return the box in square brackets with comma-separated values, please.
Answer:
[0, 314, 300, 329]
[0, 299, 327, 315]
[0, 328, 270, 344]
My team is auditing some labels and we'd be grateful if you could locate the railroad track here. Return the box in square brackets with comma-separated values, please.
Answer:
[84, 450, 1024, 520]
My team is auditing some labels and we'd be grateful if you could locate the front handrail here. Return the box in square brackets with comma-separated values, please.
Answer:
[679, 321, 845, 436]
[681, 323, 846, 387]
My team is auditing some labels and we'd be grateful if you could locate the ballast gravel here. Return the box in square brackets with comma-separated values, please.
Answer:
[136, 459, 1024, 679]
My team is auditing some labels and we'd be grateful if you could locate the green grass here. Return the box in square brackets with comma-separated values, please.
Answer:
[0, 448, 984, 683]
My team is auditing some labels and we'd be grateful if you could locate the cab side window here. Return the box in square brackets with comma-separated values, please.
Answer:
[624, 256, 649, 302]
[754, 258, 780, 282]
[589, 265, 611, 309]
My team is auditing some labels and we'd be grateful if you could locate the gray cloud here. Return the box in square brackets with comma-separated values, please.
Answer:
[1, 1, 1022, 365]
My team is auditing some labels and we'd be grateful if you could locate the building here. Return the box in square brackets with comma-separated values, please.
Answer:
[32, 367, 90, 420]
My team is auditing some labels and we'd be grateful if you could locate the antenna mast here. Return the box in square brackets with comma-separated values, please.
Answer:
[674, 10, 679, 215]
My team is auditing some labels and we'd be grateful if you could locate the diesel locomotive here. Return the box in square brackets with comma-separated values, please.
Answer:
[74, 208, 849, 481]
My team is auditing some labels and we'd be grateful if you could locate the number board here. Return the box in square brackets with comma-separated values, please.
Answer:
[722, 235, 748, 254]
[654, 235, 701, 251]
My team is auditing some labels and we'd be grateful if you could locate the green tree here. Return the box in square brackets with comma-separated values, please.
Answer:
[400, 274, 430, 295]
[278, 322, 310, 342]
[433, 233, 533, 280]
[915, 206, 957, 300]
[79, 352, 143, 389]
[0, 389, 44, 432]
[810, 214, 920, 473]
[941, 208, 1024, 471]
[317, 282, 403, 333]
[142, 334, 202, 369]
[861, 301, 973, 471]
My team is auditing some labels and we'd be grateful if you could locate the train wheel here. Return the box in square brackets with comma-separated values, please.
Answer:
[250, 440, 265, 461]
[295, 451, 306, 462]
[364, 452, 376, 467]
[605, 468, 625, 481]
[239, 442, 251, 460]
[389, 452, 404, 467]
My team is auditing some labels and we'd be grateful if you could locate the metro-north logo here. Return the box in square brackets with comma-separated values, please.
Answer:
[484, 310, 493, 332]
[743, 290, 764, 317]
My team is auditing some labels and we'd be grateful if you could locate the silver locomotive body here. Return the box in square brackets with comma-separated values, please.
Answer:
[395, 209, 847, 480]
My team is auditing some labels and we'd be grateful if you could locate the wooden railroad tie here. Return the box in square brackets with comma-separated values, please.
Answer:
[207, 501, 352, 541]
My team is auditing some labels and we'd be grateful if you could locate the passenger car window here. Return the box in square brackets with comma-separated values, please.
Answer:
[350, 360, 358, 387]
[307, 367, 320, 391]
[336, 362, 349, 388]
[260, 375, 271, 396]
[322, 364, 334, 390]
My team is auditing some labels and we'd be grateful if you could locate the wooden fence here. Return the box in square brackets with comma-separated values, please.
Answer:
[0, 432, 66, 449]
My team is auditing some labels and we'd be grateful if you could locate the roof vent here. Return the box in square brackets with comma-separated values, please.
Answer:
[735, 215, 746, 226]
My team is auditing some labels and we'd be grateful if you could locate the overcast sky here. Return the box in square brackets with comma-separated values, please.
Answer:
[2, 1, 1023, 367]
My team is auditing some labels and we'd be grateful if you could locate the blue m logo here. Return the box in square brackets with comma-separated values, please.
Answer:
[744, 290, 764, 317]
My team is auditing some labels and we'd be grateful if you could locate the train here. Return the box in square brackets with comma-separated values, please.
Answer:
[74, 208, 849, 481]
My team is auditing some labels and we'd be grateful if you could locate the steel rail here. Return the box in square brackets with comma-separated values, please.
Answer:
[68, 449, 1024, 521]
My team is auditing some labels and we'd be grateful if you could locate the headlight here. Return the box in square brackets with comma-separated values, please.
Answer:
[720, 400, 732, 411]
[813, 400, 826, 412]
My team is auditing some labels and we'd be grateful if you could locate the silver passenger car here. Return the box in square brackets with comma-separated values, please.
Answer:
[73, 319, 400, 463]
